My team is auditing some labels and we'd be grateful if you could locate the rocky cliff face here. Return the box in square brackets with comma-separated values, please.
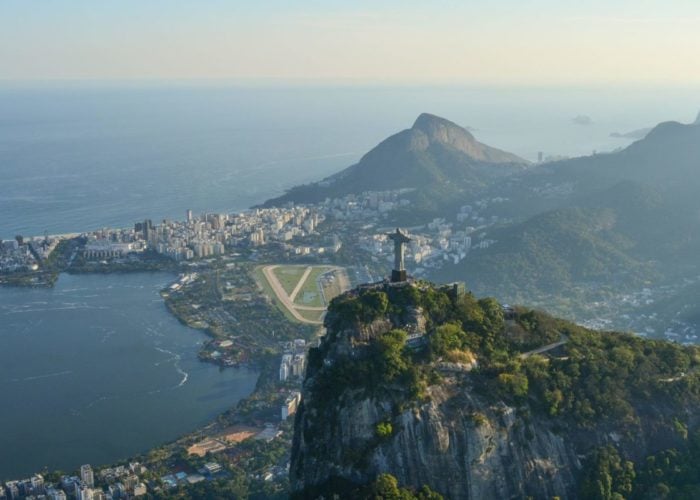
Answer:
[290, 282, 700, 499]
[409, 113, 525, 164]
[291, 294, 578, 498]
[292, 379, 582, 499]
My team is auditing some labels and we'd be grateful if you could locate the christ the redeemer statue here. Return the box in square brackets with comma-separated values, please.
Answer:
[387, 228, 411, 283]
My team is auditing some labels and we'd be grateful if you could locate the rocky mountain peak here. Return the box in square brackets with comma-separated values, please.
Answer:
[411, 113, 477, 149]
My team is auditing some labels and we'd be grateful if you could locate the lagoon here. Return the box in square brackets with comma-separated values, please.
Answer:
[0, 272, 257, 479]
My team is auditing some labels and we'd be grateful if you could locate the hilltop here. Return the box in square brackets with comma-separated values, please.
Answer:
[291, 281, 700, 499]
[261, 113, 528, 211]
[434, 117, 700, 308]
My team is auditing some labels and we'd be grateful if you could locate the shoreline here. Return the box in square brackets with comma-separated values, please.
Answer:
[0, 270, 262, 481]
[0, 259, 315, 494]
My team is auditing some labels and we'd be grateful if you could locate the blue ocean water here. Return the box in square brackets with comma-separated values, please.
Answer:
[1, 83, 698, 239]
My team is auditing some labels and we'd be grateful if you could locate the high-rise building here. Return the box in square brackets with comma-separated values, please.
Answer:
[279, 362, 289, 382]
[30, 475, 45, 494]
[47, 488, 67, 500]
[80, 464, 94, 488]
[186, 209, 193, 222]
[75, 483, 93, 500]
[5, 481, 20, 500]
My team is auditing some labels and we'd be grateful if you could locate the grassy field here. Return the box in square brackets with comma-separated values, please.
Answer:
[252, 266, 299, 323]
[256, 264, 350, 325]
[293, 266, 333, 307]
[297, 309, 325, 323]
[320, 269, 349, 304]
[272, 266, 308, 296]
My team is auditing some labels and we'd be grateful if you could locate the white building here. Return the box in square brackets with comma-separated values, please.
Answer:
[80, 464, 94, 488]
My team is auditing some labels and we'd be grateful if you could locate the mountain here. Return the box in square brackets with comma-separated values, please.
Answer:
[432, 206, 653, 304]
[291, 282, 700, 498]
[262, 113, 528, 208]
[610, 127, 651, 139]
[427, 117, 700, 315]
[540, 119, 700, 192]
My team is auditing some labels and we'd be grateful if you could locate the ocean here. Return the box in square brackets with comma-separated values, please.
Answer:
[0, 83, 698, 478]
[1, 83, 698, 239]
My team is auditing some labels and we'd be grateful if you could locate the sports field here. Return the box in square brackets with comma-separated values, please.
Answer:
[255, 264, 350, 325]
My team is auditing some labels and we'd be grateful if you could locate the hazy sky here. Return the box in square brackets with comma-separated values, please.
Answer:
[2, 0, 700, 84]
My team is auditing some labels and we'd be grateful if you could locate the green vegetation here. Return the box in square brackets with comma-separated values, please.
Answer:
[434, 207, 653, 303]
[319, 268, 349, 304]
[580, 436, 700, 499]
[167, 263, 316, 363]
[70, 248, 177, 274]
[297, 309, 324, 323]
[580, 446, 636, 500]
[304, 281, 700, 499]
[375, 421, 393, 439]
[293, 266, 332, 307]
[365, 474, 443, 499]
[293, 473, 443, 500]
[272, 266, 307, 296]
[318, 283, 700, 428]
[252, 266, 299, 323]
[309, 325, 426, 406]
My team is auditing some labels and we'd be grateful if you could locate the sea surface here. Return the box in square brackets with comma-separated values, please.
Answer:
[1, 83, 698, 479]
[1, 83, 699, 239]
[0, 272, 258, 479]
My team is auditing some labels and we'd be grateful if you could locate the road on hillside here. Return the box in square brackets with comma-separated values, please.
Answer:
[520, 334, 569, 359]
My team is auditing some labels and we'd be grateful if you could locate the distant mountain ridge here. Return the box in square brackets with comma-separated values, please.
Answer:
[261, 113, 528, 207]
[432, 114, 700, 317]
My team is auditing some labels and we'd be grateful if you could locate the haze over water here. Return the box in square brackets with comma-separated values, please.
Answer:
[1, 84, 698, 239]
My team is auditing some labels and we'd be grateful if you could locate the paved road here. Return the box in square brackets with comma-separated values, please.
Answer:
[520, 334, 569, 359]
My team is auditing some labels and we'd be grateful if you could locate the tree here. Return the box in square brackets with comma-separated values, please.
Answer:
[429, 323, 465, 357]
[497, 372, 529, 398]
[580, 446, 636, 500]
[361, 290, 390, 321]
[371, 329, 408, 381]
[370, 474, 404, 499]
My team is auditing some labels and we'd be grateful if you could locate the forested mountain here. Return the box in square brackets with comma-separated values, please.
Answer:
[433, 118, 700, 309]
[291, 282, 700, 498]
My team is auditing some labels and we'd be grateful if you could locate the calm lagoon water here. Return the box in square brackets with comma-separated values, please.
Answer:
[0, 272, 258, 479]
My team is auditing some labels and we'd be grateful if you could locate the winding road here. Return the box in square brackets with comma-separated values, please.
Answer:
[520, 334, 569, 359]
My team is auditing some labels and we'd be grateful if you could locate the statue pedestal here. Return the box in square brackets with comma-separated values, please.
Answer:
[391, 270, 407, 283]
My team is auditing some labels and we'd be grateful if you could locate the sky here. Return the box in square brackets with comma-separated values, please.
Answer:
[2, 0, 700, 85]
